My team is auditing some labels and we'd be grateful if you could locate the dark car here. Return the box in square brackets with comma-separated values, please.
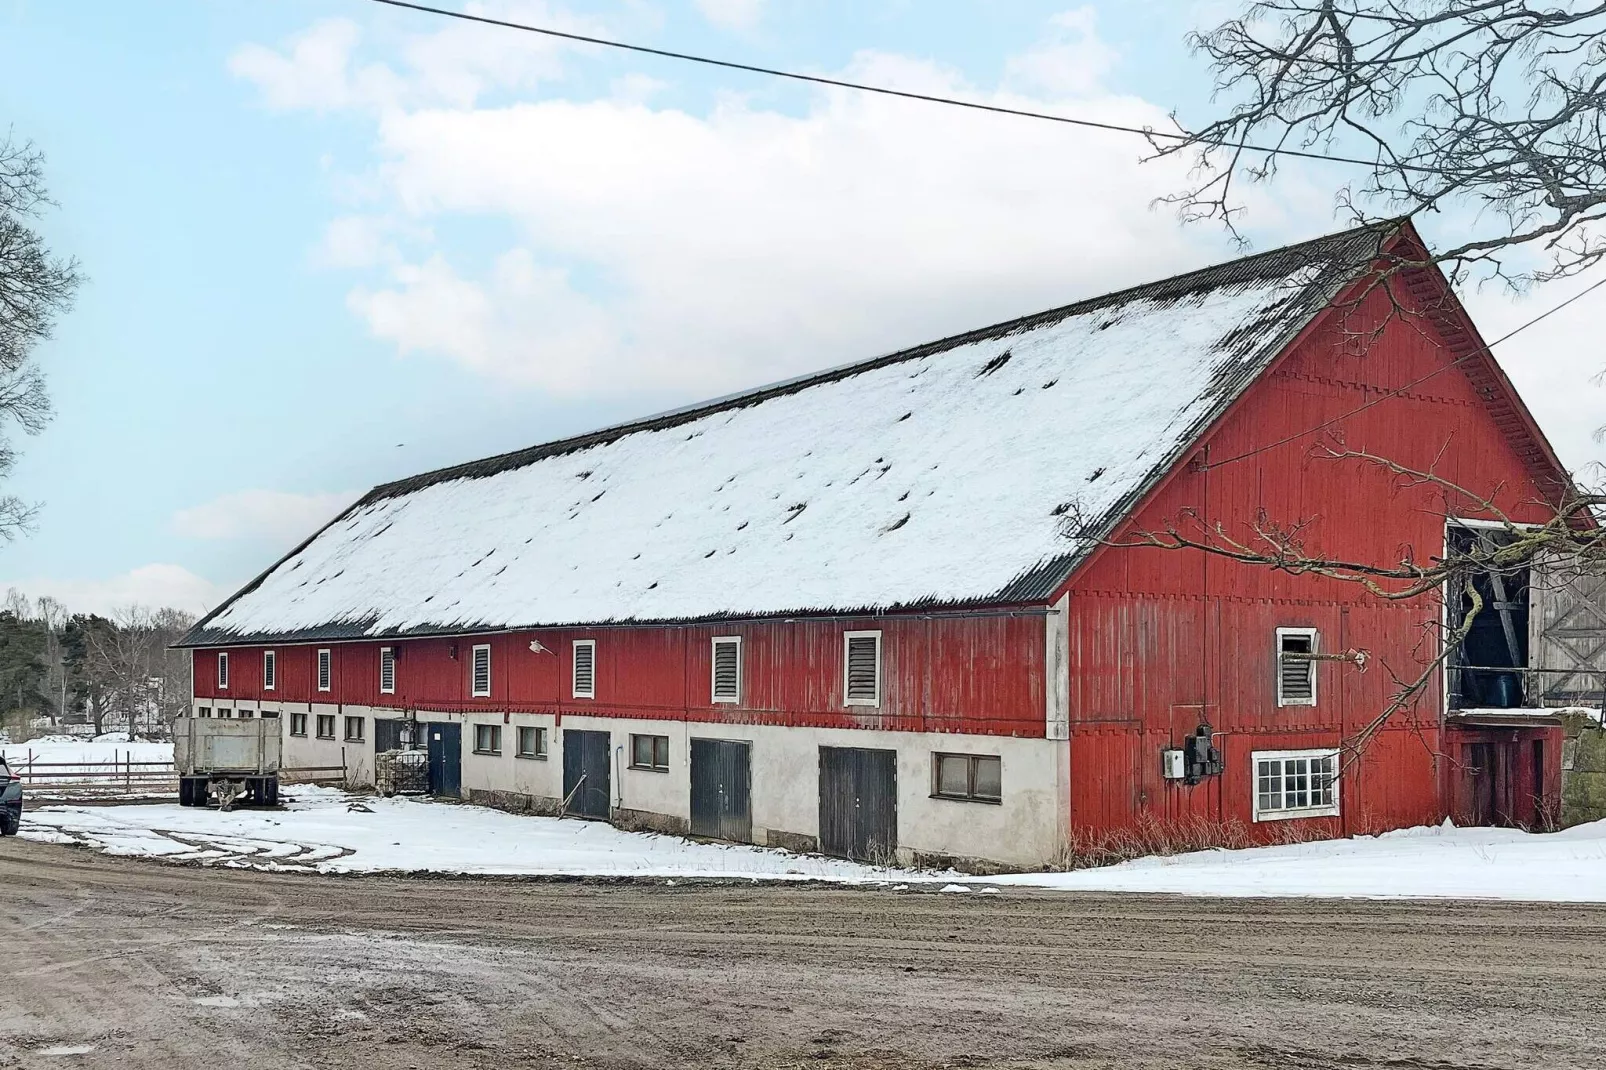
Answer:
[0, 755, 20, 836]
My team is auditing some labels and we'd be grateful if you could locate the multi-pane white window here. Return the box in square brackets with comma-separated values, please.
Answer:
[471, 644, 492, 697]
[573, 639, 596, 699]
[1276, 628, 1318, 706]
[262, 650, 276, 691]
[317, 649, 332, 693]
[217, 652, 229, 690]
[844, 631, 882, 707]
[379, 647, 396, 695]
[711, 636, 741, 704]
[1253, 749, 1340, 821]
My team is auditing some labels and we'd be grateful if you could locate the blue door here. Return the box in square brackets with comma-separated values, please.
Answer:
[426, 722, 461, 798]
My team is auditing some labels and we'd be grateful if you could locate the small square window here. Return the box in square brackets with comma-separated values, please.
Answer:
[316, 714, 336, 740]
[630, 733, 669, 772]
[217, 652, 229, 690]
[289, 712, 308, 737]
[932, 753, 1002, 803]
[344, 716, 365, 743]
[197, 707, 212, 719]
[317, 649, 332, 692]
[262, 650, 276, 691]
[238, 709, 255, 720]
[471, 644, 491, 698]
[516, 725, 547, 759]
[474, 723, 502, 755]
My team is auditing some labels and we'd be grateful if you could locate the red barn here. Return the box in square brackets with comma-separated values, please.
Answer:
[179, 220, 1571, 869]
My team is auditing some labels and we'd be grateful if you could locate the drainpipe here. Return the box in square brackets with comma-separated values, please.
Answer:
[614, 744, 624, 813]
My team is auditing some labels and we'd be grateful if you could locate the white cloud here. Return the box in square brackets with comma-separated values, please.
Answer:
[230, 6, 1605, 469]
[694, 0, 765, 32]
[0, 566, 225, 617]
[173, 490, 356, 542]
[1003, 8, 1119, 97]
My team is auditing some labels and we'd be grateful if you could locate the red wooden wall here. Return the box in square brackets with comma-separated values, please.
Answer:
[1059, 265, 1565, 839]
[192, 611, 1048, 737]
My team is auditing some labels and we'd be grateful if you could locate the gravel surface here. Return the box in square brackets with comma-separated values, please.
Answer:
[2, 837, 1604, 1069]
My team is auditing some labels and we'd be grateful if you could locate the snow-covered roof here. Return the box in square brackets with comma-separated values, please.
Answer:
[183, 223, 1395, 645]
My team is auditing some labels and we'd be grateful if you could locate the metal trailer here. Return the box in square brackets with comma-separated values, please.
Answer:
[174, 716, 282, 809]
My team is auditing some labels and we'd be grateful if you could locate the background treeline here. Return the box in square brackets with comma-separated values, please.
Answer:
[0, 590, 194, 741]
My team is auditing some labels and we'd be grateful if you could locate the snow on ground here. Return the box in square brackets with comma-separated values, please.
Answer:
[17, 783, 1606, 900]
[990, 821, 1606, 903]
[19, 787, 917, 881]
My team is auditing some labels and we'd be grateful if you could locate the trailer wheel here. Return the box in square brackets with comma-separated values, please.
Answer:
[263, 778, 279, 807]
[178, 777, 196, 807]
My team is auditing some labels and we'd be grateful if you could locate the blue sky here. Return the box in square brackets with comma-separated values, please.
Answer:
[0, 0, 1601, 614]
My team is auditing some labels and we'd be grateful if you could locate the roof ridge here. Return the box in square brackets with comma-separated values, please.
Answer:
[359, 219, 1399, 504]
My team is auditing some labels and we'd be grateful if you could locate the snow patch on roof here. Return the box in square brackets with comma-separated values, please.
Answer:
[191, 234, 1379, 643]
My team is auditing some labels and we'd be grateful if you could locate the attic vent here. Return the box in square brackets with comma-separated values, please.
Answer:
[379, 647, 396, 695]
[471, 644, 491, 698]
[976, 350, 1012, 377]
[1277, 628, 1318, 706]
[711, 637, 741, 703]
[844, 631, 882, 707]
[317, 649, 332, 692]
[573, 639, 596, 699]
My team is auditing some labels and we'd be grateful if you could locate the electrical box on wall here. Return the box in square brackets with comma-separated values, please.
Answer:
[1161, 749, 1186, 780]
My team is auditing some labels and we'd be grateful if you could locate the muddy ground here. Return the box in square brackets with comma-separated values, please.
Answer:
[1, 837, 1603, 1069]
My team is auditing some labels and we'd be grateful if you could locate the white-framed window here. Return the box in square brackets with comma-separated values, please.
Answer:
[344, 716, 365, 743]
[516, 725, 547, 760]
[1253, 749, 1340, 821]
[317, 648, 332, 693]
[1276, 628, 1318, 706]
[474, 723, 502, 755]
[471, 644, 492, 698]
[262, 649, 275, 691]
[217, 652, 229, 690]
[379, 647, 396, 695]
[711, 636, 741, 704]
[572, 639, 596, 699]
[315, 714, 336, 739]
[843, 630, 882, 707]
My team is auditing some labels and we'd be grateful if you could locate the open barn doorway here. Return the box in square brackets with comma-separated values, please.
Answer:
[1446, 522, 1531, 710]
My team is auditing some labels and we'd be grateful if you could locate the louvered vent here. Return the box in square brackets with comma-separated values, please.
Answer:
[471, 645, 491, 697]
[217, 652, 229, 689]
[845, 632, 881, 706]
[379, 648, 396, 694]
[317, 649, 332, 692]
[1278, 631, 1316, 705]
[573, 640, 596, 698]
[712, 638, 740, 702]
[262, 650, 275, 690]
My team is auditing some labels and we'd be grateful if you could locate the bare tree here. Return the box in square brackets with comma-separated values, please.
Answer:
[0, 133, 80, 538]
[1161, 2, 1606, 287]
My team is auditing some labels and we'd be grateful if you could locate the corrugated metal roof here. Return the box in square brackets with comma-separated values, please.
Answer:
[179, 221, 1395, 647]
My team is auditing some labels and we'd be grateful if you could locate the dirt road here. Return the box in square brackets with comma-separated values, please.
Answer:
[2, 838, 1603, 1070]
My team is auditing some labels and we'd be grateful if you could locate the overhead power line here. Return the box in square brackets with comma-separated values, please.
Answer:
[364, 0, 1423, 172]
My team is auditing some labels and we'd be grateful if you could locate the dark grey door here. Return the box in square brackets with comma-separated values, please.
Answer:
[818, 746, 897, 861]
[690, 738, 752, 842]
[373, 718, 409, 753]
[562, 729, 611, 819]
[426, 722, 461, 797]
